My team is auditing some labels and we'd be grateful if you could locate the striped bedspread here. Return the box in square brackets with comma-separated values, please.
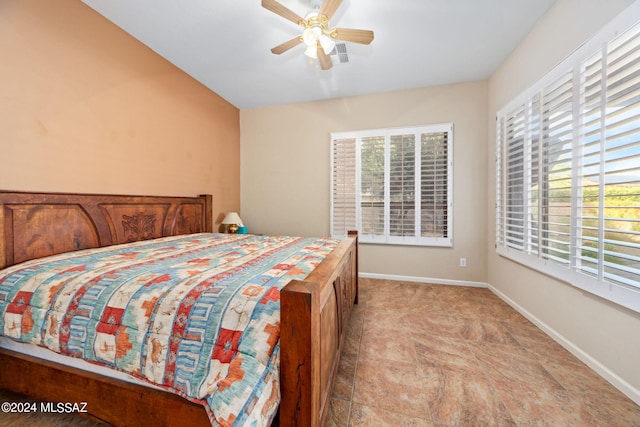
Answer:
[0, 233, 340, 426]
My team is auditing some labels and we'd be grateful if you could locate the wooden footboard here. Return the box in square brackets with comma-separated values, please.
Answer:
[0, 347, 212, 426]
[0, 190, 359, 426]
[280, 230, 358, 427]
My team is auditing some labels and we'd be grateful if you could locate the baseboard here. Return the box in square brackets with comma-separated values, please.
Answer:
[359, 272, 488, 289]
[488, 284, 640, 407]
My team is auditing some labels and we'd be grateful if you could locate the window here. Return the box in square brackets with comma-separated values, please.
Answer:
[496, 8, 640, 313]
[331, 124, 453, 247]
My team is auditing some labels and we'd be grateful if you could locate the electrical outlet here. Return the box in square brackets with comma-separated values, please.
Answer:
[459, 258, 467, 267]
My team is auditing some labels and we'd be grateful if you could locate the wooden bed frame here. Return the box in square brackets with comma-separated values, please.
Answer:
[0, 190, 358, 427]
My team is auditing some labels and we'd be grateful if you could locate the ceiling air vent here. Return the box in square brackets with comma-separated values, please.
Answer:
[330, 42, 349, 64]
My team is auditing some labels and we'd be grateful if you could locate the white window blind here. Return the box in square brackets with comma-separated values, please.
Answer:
[332, 137, 358, 235]
[331, 124, 453, 247]
[496, 6, 640, 313]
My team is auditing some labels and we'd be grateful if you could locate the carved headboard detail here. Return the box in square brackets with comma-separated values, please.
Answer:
[0, 191, 213, 269]
[122, 212, 157, 243]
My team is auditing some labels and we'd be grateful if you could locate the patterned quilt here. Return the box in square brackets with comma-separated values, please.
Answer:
[0, 233, 340, 426]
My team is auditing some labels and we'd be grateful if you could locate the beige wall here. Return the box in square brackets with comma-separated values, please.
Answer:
[241, 81, 488, 284]
[487, 0, 640, 402]
[0, 0, 240, 227]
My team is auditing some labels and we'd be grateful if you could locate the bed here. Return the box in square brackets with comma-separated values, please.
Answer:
[0, 190, 358, 427]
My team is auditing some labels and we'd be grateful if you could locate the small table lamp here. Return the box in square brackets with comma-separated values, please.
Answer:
[222, 212, 243, 234]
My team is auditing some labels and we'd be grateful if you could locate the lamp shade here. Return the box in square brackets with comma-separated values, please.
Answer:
[304, 44, 318, 59]
[222, 212, 243, 225]
[302, 27, 317, 47]
[320, 34, 335, 55]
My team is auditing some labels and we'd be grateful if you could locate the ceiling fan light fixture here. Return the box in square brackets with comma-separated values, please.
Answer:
[304, 44, 318, 58]
[303, 26, 324, 47]
[302, 27, 315, 46]
[320, 34, 335, 55]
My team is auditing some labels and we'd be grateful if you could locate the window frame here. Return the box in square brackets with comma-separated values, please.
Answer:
[331, 123, 453, 247]
[496, 2, 640, 313]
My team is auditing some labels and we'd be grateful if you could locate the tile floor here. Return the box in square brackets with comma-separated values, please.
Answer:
[1, 278, 639, 426]
[325, 278, 640, 426]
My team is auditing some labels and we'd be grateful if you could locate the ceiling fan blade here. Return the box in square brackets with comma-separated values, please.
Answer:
[271, 37, 303, 55]
[262, 0, 305, 25]
[317, 43, 333, 70]
[331, 28, 374, 45]
[319, 0, 342, 20]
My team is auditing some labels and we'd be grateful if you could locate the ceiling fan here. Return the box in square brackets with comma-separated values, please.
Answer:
[262, 0, 374, 70]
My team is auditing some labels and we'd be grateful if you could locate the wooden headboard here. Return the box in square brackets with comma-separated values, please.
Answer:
[0, 191, 213, 269]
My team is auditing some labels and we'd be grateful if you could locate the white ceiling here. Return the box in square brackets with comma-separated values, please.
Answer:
[81, 0, 556, 110]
